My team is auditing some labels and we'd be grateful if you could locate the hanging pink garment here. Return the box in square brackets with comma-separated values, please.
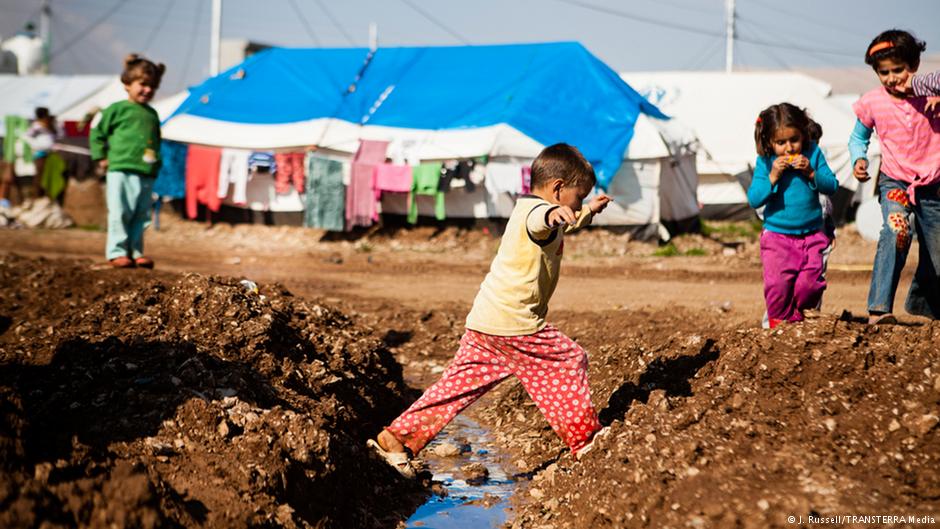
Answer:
[373, 163, 413, 198]
[345, 140, 390, 228]
[354, 139, 389, 164]
[521, 165, 532, 194]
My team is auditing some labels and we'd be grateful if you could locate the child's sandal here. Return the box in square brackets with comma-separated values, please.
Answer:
[367, 439, 417, 479]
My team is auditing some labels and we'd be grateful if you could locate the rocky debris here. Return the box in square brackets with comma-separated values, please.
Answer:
[483, 311, 940, 528]
[0, 256, 425, 529]
[459, 463, 489, 486]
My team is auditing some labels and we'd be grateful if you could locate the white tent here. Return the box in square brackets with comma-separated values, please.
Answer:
[0, 74, 113, 118]
[166, 111, 700, 239]
[620, 71, 881, 220]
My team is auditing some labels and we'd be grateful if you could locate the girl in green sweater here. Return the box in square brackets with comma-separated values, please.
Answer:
[90, 54, 165, 268]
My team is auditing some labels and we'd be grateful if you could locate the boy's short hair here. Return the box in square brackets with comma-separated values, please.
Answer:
[865, 29, 927, 70]
[121, 53, 167, 88]
[530, 143, 595, 190]
[34, 107, 50, 120]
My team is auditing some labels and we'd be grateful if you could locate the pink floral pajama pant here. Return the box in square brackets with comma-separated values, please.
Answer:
[386, 325, 601, 455]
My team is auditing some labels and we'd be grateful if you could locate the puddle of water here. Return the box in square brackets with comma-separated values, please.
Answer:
[405, 415, 515, 529]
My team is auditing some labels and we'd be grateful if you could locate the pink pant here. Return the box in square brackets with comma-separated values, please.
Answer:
[760, 229, 830, 326]
[387, 325, 601, 454]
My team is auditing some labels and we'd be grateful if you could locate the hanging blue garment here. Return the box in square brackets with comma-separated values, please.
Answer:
[153, 140, 187, 198]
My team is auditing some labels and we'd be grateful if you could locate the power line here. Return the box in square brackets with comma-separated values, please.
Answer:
[397, 0, 470, 45]
[745, 0, 861, 39]
[554, 0, 858, 58]
[735, 15, 857, 58]
[287, 0, 322, 46]
[179, 0, 204, 85]
[313, 0, 357, 46]
[682, 37, 725, 70]
[49, 0, 129, 59]
[141, 0, 177, 54]
[554, 0, 722, 38]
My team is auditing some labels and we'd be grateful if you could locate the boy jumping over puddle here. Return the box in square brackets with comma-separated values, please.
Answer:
[369, 143, 612, 478]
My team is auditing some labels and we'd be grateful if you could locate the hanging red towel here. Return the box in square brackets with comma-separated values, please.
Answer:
[186, 144, 223, 219]
[274, 151, 305, 194]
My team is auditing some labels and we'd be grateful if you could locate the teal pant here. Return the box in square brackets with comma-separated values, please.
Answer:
[106, 170, 155, 260]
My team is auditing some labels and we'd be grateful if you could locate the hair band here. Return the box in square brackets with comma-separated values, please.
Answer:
[868, 41, 894, 56]
[755, 116, 762, 124]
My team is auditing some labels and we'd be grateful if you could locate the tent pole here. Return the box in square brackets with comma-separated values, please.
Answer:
[210, 0, 222, 76]
[724, 0, 735, 73]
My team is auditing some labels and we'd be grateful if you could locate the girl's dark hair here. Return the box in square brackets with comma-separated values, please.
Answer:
[530, 143, 596, 190]
[754, 103, 822, 157]
[864, 29, 927, 70]
[120, 53, 166, 88]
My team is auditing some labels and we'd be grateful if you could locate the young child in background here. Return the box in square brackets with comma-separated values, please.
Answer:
[23, 107, 56, 199]
[368, 144, 612, 477]
[850, 30, 940, 324]
[90, 54, 165, 269]
[748, 103, 838, 328]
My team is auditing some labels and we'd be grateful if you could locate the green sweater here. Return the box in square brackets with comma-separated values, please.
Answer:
[89, 100, 162, 176]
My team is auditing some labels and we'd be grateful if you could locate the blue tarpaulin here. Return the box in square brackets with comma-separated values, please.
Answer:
[168, 42, 667, 188]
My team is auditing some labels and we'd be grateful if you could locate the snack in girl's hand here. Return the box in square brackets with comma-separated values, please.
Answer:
[786, 154, 798, 166]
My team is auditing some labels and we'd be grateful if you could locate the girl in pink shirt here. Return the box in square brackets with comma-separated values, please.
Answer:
[850, 29, 940, 324]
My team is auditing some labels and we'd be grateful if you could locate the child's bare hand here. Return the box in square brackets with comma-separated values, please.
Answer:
[926, 96, 940, 116]
[547, 206, 577, 227]
[792, 154, 810, 172]
[853, 159, 870, 182]
[588, 194, 612, 214]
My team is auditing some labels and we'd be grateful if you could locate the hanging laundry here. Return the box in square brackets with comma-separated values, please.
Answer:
[154, 140, 188, 199]
[218, 148, 251, 204]
[304, 153, 346, 231]
[346, 139, 389, 229]
[347, 162, 377, 228]
[185, 144, 223, 219]
[248, 151, 276, 173]
[469, 159, 486, 186]
[3, 115, 31, 163]
[354, 139, 389, 164]
[39, 152, 67, 200]
[274, 151, 305, 194]
[439, 160, 457, 192]
[484, 161, 524, 195]
[373, 163, 413, 205]
[408, 162, 445, 224]
[444, 159, 476, 192]
[521, 165, 532, 194]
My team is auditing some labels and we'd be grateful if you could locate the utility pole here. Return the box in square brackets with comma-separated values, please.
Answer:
[210, 0, 222, 75]
[369, 22, 378, 51]
[40, 0, 51, 73]
[724, 0, 735, 73]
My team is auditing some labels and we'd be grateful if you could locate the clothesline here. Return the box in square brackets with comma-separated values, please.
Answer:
[155, 138, 534, 232]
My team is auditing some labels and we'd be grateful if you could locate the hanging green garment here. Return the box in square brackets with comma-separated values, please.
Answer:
[3, 115, 31, 163]
[304, 153, 346, 231]
[40, 152, 68, 200]
[408, 162, 445, 224]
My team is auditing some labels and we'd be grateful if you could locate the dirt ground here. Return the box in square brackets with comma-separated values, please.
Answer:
[1, 205, 938, 528]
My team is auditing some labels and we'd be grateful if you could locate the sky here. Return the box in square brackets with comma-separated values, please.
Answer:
[2, 0, 940, 95]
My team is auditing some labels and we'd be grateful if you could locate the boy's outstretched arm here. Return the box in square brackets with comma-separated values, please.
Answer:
[587, 193, 612, 215]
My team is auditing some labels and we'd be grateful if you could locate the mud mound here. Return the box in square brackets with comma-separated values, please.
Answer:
[0, 257, 421, 528]
[489, 313, 940, 528]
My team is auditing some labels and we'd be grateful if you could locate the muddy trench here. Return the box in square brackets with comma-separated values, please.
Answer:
[2, 254, 939, 529]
